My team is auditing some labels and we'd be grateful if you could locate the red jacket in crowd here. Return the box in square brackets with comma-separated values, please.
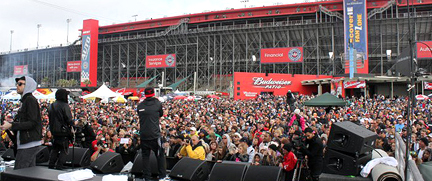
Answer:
[282, 151, 297, 172]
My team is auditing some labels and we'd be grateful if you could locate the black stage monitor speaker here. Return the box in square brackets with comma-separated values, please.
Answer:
[327, 121, 378, 155]
[244, 165, 285, 181]
[169, 157, 210, 181]
[65, 147, 91, 167]
[131, 150, 160, 176]
[90, 152, 124, 174]
[35, 146, 49, 163]
[209, 162, 248, 181]
[2, 149, 15, 161]
[323, 148, 372, 176]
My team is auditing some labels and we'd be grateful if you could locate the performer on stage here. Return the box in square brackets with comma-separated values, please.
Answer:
[1, 76, 42, 170]
[138, 87, 166, 180]
[48, 89, 73, 170]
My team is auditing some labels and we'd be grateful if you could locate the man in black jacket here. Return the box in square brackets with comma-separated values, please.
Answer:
[299, 128, 323, 181]
[48, 89, 73, 170]
[138, 87, 166, 180]
[1, 76, 42, 170]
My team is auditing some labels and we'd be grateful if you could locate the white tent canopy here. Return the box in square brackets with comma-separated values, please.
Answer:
[32, 90, 47, 99]
[81, 84, 121, 99]
[1, 91, 21, 100]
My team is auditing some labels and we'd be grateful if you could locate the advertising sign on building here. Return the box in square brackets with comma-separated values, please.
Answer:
[344, 0, 368, 74]
[146, 54, 176, 68]
[67, 61, 82, 72]
[344, 80, 366, 89]
[80, 19, 99, 87]
[234, 72, 331, 100]
[417, 41, 432, 59]
[260, 47, 303, 64]
[424, 82, 432, 90]
[14, 65, 28, 75]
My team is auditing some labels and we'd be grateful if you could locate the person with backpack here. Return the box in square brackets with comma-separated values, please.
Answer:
[48, 89, 74, 170]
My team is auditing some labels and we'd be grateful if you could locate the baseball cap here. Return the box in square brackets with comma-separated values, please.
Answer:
[15, 76, 25, 82]
[144, 87, 155, 98]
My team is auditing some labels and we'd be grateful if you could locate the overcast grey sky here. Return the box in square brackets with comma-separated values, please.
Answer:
[0, 0, 309, 52]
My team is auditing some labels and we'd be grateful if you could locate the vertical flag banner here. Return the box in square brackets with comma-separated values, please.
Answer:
[80, 19, 99, 87]
[344, 0, 368, 74]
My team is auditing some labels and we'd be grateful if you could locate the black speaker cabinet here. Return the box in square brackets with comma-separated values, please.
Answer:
[209, 162, 248, 181]
[328, 121, 378, 155]
[168, 158, 210, 181]
[35, 146, 49, 163]
[244, 165, 285, 181]
[65, 147, 91, 167]
[131, 150, 160, 176]
[90, 152, 124, 174]
[1, 149, 15, 161]
[323, 148, 372, 176]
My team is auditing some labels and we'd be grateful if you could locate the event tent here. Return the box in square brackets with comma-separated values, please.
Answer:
[1, 91, 21, 100]
[304, 93, 347, 107]
[81, 84, 121, 99]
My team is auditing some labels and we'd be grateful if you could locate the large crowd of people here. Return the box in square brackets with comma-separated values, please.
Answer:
[2, 87, 432, 179]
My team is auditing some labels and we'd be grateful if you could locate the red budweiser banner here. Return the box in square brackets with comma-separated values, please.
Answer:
[14, 65, 28, 75]
[424, 82, 432, 90]
[234, 72, 331, 100]
[417, 41, 432, 59]
[67, 61, 81, 72]
[146, 54, 176, 68]
[260, 47, 303, 64]
[344, 80, 366, 89]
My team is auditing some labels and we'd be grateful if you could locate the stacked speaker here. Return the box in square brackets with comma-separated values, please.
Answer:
[324, 121, 378, 176]
[168, 159, 285, 181]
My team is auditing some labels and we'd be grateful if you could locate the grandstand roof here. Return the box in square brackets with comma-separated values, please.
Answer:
[97, 0, 432, 35]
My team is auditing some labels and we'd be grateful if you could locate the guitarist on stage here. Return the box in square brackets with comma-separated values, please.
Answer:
[48, 89, 74, 170]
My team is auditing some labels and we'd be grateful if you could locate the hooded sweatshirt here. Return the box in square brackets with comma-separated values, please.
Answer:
[13, 76, 42, 149]
[137, 97, 163, 140]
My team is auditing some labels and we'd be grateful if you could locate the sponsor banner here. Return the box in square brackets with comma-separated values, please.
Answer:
[260, 47, 303, 64]
[234, 72, 331, 100]
[344, 80, 366, 89]
[344, 0, 368, 74]
[331, 78, 344, 97]
[417, 41, 432, 59]
[424, 82, 432, 90]
[14, 65, 28, 75]
[80, 19, 99, 87]
[67, 61, 82, 72]
[146, 54, 176, 68]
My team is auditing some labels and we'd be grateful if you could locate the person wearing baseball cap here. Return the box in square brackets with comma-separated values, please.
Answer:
[137, 87, 166, 179]
[298, 127, 323, 181]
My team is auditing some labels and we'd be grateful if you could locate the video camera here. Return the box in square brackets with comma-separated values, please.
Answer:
[292, 135, 306, 159]
[97, 140, 108, 149]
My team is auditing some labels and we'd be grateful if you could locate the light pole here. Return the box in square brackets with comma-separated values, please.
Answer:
[66, 19, 71, 45]
[240, 0, 249, 8]
[329, 52, 334, 75]
[10, 30, 14, 51]
[132, 15, 138, 21]
[37, 24, 42, 48]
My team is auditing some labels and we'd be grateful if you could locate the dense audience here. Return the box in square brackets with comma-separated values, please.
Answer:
[1, 93, 432, 173]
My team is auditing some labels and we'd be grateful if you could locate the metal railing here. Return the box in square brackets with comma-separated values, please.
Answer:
[395, 133, 424, 181]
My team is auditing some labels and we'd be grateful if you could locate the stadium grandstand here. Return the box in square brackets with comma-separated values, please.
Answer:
[1, 0, 432, 94]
